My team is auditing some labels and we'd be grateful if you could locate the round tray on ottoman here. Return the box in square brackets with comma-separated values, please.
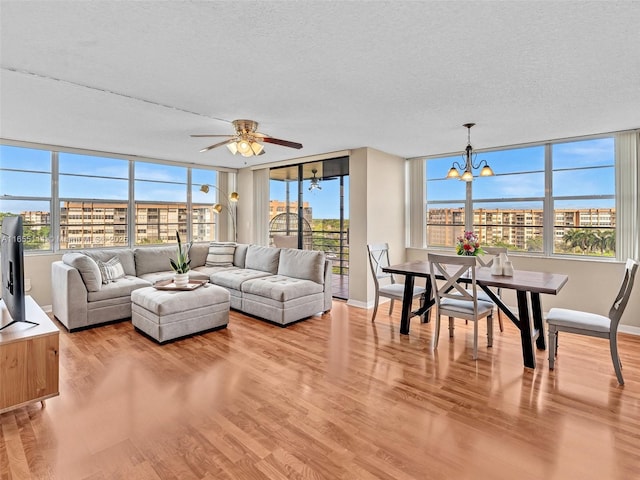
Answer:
[131, 284, 230, 343]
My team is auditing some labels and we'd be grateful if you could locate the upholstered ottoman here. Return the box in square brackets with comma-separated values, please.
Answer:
[131, 284, 230, 343]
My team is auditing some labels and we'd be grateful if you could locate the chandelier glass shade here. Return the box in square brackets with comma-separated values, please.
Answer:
[446, 123, 495, 182]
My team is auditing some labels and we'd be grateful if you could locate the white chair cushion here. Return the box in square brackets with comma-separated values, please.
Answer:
[440, 297, 494, 316]
[546, 308, 611, 333]
[379, 283, 425, 299]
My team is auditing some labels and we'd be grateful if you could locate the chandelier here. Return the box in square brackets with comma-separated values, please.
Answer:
[446, 123, 495, 182]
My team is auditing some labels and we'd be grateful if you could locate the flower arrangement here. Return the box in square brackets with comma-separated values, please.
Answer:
[456, 231, 485, 256]
[170, 231, 192, 274]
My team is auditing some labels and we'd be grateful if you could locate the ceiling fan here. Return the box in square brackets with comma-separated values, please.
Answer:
[191, 119, 303, 157]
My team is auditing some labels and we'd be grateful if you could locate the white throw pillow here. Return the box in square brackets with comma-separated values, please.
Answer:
[206, 242, 236, 267]
[97, 256, 126, 284]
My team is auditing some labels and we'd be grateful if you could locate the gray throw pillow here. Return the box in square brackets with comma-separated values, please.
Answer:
[62, 253, 102, 292]
[278, 248, 325, 284]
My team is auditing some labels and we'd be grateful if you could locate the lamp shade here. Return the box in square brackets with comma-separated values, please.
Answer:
[229, 192, 239, 202]
[213, 203, 223, 213]
[461, 170, 474, 182]
[480, 165, 495, 177]
[446, 167, 461, 179]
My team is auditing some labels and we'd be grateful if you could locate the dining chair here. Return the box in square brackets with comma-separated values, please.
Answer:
[547, 258, 638, 385]
[367, 243, 426, 322]
[428, 253, 494, 360]
[476, 246, 508, 332]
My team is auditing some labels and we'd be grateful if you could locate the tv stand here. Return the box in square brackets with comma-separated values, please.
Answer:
[0, 296, 59, 413]
[0, 317, 39, 332]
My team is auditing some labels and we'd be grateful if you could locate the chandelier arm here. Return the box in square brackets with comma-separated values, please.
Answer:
[450, 160, 466, 171]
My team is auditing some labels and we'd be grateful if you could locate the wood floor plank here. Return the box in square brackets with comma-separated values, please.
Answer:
[1, 301, 640, 478]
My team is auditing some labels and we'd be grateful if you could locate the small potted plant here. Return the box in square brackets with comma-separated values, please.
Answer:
[170, 231, 191, 287]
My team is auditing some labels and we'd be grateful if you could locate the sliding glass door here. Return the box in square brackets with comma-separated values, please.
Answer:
[269, 157, 349, 299]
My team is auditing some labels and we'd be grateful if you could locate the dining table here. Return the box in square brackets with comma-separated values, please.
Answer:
[381, 260, 569, 369]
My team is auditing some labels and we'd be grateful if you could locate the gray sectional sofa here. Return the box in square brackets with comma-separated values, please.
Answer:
[51, 243, 332, 331]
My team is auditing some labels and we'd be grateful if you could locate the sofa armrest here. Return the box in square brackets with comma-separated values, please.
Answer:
[51, 260, 88, 331]
[323, 258, 333, 312]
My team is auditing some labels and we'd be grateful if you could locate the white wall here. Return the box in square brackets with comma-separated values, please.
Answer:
[407, 248, 640, 331]
[22, 253, 62, 308]
[348, 147, 407, 308]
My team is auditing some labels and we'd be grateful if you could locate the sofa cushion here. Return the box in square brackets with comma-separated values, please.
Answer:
[137, 270, 211, 284]
[234, 244, 249, 268]
[84, 249, 136, 276]
[206, 242, 236, 267]
[210, 268, 271, 291]
[188, 242, 210, 268]
[245, 245, 280, 274]
[62, 253, 102, 292]
[87, 275, 151, 302]
[241, 275, 324, 301]
[278, 248, 325, 284]
[97, 256, 126, 284]
[133, 246, 178, 276]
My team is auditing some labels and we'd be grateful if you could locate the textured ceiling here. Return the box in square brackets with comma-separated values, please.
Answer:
[1, 1, 639, 169]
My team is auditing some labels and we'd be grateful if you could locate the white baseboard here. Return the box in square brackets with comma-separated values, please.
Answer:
[346, 299, 370, 309]
[619, 324, 640, 336]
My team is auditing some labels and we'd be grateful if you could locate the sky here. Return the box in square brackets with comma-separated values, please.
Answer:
[426, 137, 615, 209]
[1, 137, 614, 217]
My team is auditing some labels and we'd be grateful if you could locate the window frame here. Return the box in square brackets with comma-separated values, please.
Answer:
[0, 141, 228, 254]
[423, 133, 618, 260]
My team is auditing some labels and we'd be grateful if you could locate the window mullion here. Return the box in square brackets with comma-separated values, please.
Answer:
[543, 143, 553, 255]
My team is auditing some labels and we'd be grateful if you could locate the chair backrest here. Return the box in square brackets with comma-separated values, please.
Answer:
[367, 243, 395, 287]
[428, 253, 479, 309]
[608, 258, 639, 328]
[273, 235, 298, 249]
[476, 246, 508, 267]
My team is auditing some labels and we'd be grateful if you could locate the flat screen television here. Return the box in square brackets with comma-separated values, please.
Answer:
[1, 216, 37, 331]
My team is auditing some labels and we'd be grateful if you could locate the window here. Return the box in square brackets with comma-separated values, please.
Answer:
[552, 138, 615, 256]
[59, 153, 129, 249]
[134, 163, 187, 245]
[1, 142, 225, 253]
[471, 146, 545, 252]
[425, 155, 466, 247]
[425, 135, 616, 258]
[191, 169, 217, 242]
[0, 145, 52, 250]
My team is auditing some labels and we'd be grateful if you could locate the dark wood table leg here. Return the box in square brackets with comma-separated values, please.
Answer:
[399, 275, 415, 335]
[421, 276, 433, 323]
[531, 292, 546, 350]
[516, 290, 536, 369]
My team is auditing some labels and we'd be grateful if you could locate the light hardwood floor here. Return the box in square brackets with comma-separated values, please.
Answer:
[2, 300, 640, 479]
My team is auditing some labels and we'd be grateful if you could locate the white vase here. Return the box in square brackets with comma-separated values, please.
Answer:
[503, 261, 514, 277]
[174, 272, 189, 287]
[490, 255, 503, 275]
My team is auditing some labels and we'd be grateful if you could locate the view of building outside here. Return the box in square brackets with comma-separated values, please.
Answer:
[427, 206, 616, 255]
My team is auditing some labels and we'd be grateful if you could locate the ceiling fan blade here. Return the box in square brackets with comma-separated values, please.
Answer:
[262, 137, 303, 149]
[190, 134, 234, 138]
[200, 139, 234, 152]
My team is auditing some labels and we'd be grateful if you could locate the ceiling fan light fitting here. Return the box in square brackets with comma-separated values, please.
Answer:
[250, 141, 264, 155]
[226, 142, 238, 155]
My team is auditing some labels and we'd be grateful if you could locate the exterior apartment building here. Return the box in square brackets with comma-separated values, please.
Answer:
[428, 207, 616, 251]
[51, 201, 216, 249]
